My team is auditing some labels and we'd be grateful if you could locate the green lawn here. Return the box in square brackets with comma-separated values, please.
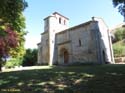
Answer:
[0, 64, 125, 93]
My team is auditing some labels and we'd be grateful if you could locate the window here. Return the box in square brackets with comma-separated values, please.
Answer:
[64, 20, 66, 25]
[59, 17, 61, 24]
[79, 39, 82, 46]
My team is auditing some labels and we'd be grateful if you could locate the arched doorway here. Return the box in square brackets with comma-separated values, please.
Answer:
[60, 48, 69, 64]
[63, 50, 69, 64]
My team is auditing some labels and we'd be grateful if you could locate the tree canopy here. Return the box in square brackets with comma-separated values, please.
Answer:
[0, 0, 28, 31]
[113, 0, 125, 20]
[0, 0, 28, 71]
[0, 25, 18, 57]
[22, 49, 38, 66]
[0, 0, 28, 58]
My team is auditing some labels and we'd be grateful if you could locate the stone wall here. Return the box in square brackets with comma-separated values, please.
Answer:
[56, 21, 98, 64]
[56, 30, 71, 64]
[38, 12, 114, 65]
[38, 32, 49, 64]
[93, 17, 114, 63]
[69, 23, 98, 63]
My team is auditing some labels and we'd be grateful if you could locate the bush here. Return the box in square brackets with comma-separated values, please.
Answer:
[113, 41, 125, 57]
[114, 28, 125, 41]
[22, 48, 38, 66]
[4, 57, 23, 68]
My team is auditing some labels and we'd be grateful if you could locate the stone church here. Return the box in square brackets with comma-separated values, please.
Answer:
[37, 12, 114, 65]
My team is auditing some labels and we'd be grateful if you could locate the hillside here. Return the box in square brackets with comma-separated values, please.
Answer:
[113, 39, 125, 57]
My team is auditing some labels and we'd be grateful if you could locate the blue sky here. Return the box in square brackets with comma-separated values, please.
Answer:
[23, 0, 123, 49]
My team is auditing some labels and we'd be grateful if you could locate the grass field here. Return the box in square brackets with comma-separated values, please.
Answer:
[0, 64, 125, 93]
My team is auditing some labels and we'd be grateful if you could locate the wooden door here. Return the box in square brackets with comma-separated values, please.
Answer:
[64, 51, 68, 64]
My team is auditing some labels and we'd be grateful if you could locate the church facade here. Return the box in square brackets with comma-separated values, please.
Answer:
[37, 12, 114, 65]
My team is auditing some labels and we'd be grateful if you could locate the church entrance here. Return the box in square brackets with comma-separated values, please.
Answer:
[60, 48, 69, 64]
[63, 50, 69, 64]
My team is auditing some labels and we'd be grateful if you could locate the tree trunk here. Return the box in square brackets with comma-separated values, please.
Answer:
[0, 58, 2, 71]
[0, 62, 2, 71]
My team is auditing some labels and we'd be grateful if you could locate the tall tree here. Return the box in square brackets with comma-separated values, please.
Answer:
[0, 25, 18, 71]
[0, 0, 28, 71]
[22, 49, 38, 66]
[0, 0, 28, 31]
[113, 0, 125, 21]
[9, 14, 27, 58]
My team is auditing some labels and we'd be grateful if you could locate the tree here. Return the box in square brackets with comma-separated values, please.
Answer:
[22, 49, 38, 66]
[0, 25, 18, 71]
[0, 0, 28, 31]
[114, 28, 125, 41]
[113, 0, 125, 20]
[9, 14, 27, 58]
[0, 0, 28, 71]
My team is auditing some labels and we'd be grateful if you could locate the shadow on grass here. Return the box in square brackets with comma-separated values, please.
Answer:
[0, 64, 125, 93]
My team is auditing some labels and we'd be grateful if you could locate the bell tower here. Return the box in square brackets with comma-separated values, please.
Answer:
[44, 12, 69, 33]
[43, 12, 69, 65]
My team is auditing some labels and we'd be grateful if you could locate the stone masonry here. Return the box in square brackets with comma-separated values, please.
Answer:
[37, 12, 114, 65]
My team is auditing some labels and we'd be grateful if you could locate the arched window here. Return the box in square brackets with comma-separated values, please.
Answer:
[59, 17, 61, 24]
[64, 20, 66, 25]
[79, 39, 81, 46]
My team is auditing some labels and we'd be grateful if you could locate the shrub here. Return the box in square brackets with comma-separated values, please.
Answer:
[4, 57, 23, 68]
[114, 28, 125, 41]
[113, 41, 125, 57]
[22, 48, 38, 66]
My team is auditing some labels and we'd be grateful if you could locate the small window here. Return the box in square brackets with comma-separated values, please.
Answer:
[64, 20, 66, 25]
[59, 17, 61, 24]
[79, 39, 82, 46]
